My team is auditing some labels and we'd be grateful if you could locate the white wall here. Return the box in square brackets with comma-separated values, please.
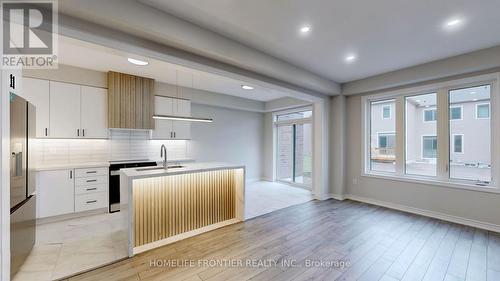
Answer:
[188, 103, 264, 181]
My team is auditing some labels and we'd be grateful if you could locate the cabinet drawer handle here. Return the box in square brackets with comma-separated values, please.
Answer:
[83, 129, 85, 137]
[86, 200, 97, 204]
[86, 171, 97, 174]
[70, 170, 73, 179]
[77, 129, 80, 136]
[86, 179, 97, 182]
[45, 128, 48, 136]
[86, 187, 97, 191]
[174, 132, 176, 138]
[170, 132, 173, 138]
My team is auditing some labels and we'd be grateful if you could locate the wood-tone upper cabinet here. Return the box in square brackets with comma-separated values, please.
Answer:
[108, 71, 155, 130]
[22, 77, 50, 138]
[81, 86, 108, 138]
[50, 81, 81, 138]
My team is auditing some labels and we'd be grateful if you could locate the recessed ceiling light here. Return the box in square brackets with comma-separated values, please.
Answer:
[443, 17, 464, 30]
[299, 26, 311, 33]
[345, 54, 357, 63]
[127, 58, 149, 66]
[241, 85, 254, 90]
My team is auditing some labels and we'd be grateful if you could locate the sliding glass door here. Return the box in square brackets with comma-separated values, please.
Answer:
[275, 110, 312, 188]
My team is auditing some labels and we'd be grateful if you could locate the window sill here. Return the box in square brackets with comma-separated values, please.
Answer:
[361, 172, 500, 194]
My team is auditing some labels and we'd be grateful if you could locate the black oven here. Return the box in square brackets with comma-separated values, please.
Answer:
[109, 160, 157, 212]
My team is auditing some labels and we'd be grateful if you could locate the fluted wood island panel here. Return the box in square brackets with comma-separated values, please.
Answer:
[120, 163, 245, 256]
[133, 169, 237, 247]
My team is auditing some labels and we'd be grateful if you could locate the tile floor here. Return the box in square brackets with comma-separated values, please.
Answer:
[13, 211, 128, 281]
[13, 181, 312, 280]
[244, 180, 313, 219]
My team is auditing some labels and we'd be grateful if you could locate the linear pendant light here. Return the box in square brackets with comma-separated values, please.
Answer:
[152, 114, 213, 123]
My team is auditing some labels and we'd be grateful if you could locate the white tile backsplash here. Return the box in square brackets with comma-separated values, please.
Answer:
[34, 130, 189, 167]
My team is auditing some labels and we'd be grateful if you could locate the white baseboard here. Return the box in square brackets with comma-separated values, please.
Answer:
[345, 194, 500, 233]
[327, 193, 347, 201]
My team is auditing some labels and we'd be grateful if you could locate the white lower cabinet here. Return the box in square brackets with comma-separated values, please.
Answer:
[75, 192, 107, 212]
[37, 169, 75, 218]
[37, 167, 109, 218]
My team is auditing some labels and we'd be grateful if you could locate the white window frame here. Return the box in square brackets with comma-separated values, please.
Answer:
[421, 135, 437, 160]
[422, 107, 437, 122]
[452, 134, 464, 154]
[361, 72, 500, 193]
[382, 105, 391, 119]
[449, 105, 463, 121]
[476, 103, 491, 119]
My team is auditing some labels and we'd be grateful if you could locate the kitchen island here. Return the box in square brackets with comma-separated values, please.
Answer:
[120, 162, 245, 256]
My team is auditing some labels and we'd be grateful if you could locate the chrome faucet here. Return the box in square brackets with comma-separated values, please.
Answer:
[160, 144, 167, 169]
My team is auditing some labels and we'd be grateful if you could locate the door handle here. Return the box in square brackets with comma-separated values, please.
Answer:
[45, 128, 48, 136]
[83, 129, 85, 137]
[174, 132, 176, 138]
[170, 132, 173, 138]
[77, 129, 80, 137]
[70, 170, 73, 179]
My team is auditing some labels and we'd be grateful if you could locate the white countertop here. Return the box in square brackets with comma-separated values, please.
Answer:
[35, 158, 195, 172]
[120, 162, 245, 180]
[35, 162, 110, 171]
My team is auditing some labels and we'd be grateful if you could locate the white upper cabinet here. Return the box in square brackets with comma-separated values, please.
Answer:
[172, 98, 191, 139]
[22, 77, 109, 139]
[81, 86, 108, 138]
[152, 96, 191, 139]
[152, 96, 174, 139]
[22, 78, 50, 137]
[50, 81, 81, 138]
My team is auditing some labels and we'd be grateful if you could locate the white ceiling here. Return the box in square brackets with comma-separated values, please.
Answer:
[141, 0, 500, 83]
[58, 36, 288, 101]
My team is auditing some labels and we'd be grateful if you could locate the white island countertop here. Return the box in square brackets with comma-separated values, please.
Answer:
[120, 162, 245, 180]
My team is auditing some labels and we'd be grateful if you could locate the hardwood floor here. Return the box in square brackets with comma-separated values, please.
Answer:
[65, 199, 500, 281]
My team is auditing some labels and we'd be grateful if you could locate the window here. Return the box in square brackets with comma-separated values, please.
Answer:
[476, 103, 490, 119]
[378, 133, 395, 148]
[275, 108, 312, 188]
[276, 110, 312, 122]
[370, 100, 396, 173]
[423, 108, 437, 122]
[382, 105, 391, 119]
[449, 106, 462, 120]
[364, 75, 497, 189]
[449, 85, 491, 182]
[453, 134, 463, 153]
[406, 93, 437, 176]
[422, 136, 437, 159]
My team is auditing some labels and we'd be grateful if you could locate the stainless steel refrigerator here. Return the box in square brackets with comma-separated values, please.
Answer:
[10, 93, 36, 277]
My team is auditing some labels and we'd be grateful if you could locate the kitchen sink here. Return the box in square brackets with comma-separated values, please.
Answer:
[136, 165, 185, 172]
